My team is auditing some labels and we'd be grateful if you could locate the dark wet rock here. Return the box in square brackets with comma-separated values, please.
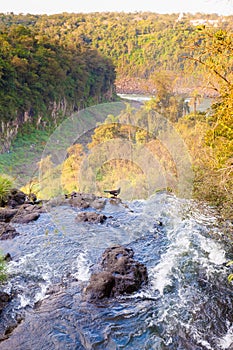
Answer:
[86, 271, 115, 299]
[69, 192, 97, 209]
[0, 203, 42, 225]
[108, 197, 134, 212]
[109, 197, 122, 206]
[0, 290, 21, 342]
[10, 203, 42, 224]
[0, 188, 43, 226]
[0, 314, 24, 341]
[0, 223, 19, 240]
[22, 203, 45, 214]
[68, 192, 107, 211]
[45, 283, 67, 297]
[45, 192, 107, 211]
[91, 198, 106, 210]
[0, 292, 11, 313]
[11, 212, 40, 224]
[85, 246, 148, 300]
[6, 189, 26, 208]
[153, 220, 163, 233]
[45, 195, 68, 208]
[23, 204, 37, 212]
[75, 212, 107, 224]
[3, 253, 12, 262]
[0, 208, 18, 222]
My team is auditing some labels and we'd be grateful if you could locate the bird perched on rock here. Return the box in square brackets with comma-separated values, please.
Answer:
[104, 187, 121, 197]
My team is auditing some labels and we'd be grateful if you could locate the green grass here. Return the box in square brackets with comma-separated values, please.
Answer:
[0, 126, 52, 187]
[0, 254, 7, 283]
[0, 175, 14, 206]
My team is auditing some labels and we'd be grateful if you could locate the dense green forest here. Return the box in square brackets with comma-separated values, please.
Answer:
[0, 24, 115, 116]
[0, 12, 232, 218]
[0, 17, 116, 152]
[1, 12, 233, 93]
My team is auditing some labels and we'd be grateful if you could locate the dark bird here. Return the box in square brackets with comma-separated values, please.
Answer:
[104, 187, 121, 197]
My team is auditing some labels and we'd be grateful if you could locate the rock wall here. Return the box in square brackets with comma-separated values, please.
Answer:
[0, 97, 74, 153]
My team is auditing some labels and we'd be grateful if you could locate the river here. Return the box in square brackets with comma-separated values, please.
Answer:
[0, 192, 233, 349]
[117, 94, 214, 112]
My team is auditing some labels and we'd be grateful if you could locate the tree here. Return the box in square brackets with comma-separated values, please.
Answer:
[183, 26, 233, 216]
[61, 144, 85, 193]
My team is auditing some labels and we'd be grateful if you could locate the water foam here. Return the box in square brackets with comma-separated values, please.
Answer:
[219, 323, 233, 349]
[73, 251, 91, 281]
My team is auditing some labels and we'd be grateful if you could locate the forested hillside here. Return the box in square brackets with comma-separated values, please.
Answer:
[0, 11, 232, 217]
[0, 20, 116, 152]
[1, 12, 232, 94]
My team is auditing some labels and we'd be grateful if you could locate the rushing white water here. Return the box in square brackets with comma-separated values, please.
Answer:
[117, 93, 152, 102]
[73, 251, 92, 282]
[219, 324, 233, 349]
[0, 192, 233, 349]
[118, 93, 214, 112]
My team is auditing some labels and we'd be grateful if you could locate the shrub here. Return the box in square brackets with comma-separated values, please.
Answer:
[0, 254, 7, 283]
[0, 175, 14, 206]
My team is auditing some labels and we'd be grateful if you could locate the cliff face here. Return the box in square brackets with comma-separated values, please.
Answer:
[0, 102, 61, 153]
[0, 24, 116, 153]
[0, 121, 19, 153]
[0, 87, 115, 153]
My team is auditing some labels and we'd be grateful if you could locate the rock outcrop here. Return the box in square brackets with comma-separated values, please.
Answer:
[0, 292, 11, 313]
[6, 189, 26, 208]
[0, 209, 18, 222]
[11, 204, 42, 224]
[69, 192, 106, 210]
[75, 212, 107, 224]
[85, 246, 148, 300]
[0, 189, 43, 239]
[0, 223, 19, 240]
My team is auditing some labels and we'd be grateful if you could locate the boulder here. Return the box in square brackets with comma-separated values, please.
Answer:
[44, 195, 67, 208]
[11, 212, 40, 224]
[85, 246, 148, 300]
[11, 203, 42, 224]
[6, 189, 26, 208]
[75, 212, 107, 224]
[68, 192, 106, 210]
[0, 208, 18, 222]
[85, 271, 115, 300]
[69, 192, 97, 209]
[0, 204, 42, 225]
[91, 198, 106, 210]
[0, 292, 11, 313]
[0, 223, 19, 240]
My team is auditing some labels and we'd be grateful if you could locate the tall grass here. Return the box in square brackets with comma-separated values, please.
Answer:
[0, 175, 14, 206]
[0, 254, 7, 283]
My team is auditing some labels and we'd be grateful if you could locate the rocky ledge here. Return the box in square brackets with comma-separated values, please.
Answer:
[45, 191, 125, 224]
[0, 188, 43, 240]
